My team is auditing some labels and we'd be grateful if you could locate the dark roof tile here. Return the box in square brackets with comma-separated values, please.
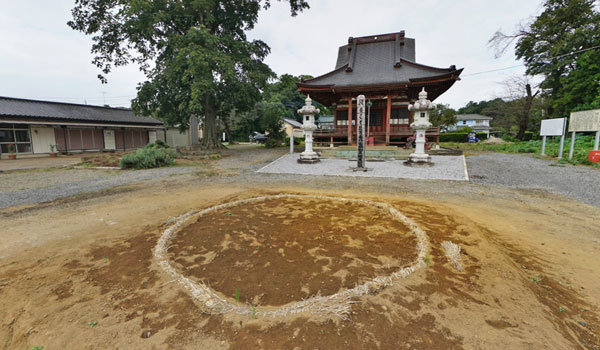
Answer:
[300, 31, 460, 89]
[0, 96, 163, 125]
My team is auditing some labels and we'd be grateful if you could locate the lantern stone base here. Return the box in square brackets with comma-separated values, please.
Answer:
[298, 152, 320, 164]
[404, 153, 433, 167]
[408, 152, 431, 162]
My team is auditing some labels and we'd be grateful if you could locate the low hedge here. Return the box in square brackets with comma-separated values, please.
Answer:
[523, 131, 534, 141]
[284, 136, 305, 145]
[120, 147, 178, 169]
[439, 132, 489, 143]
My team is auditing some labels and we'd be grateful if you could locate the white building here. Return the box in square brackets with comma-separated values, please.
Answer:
[448, 114, 493, 137]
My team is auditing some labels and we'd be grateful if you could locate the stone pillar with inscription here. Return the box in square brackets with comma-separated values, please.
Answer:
[406, 88, 434, 165]
[297, 95, 320, 163]
[356, 95, 366, 169]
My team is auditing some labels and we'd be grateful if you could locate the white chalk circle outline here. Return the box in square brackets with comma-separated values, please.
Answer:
[154, 194, 430, 320]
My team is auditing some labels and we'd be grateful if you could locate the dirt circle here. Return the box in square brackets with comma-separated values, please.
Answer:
[154, 195, 430, 319]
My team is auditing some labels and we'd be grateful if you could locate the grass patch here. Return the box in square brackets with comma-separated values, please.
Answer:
[442, 135, 599, 168]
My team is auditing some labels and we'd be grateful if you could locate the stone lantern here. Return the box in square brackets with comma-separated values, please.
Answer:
[297, 95, 320, 163]
[407, 88, 435, 165]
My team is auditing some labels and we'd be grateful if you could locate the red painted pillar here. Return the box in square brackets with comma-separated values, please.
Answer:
[385, 95, 392, 145]
[347, 97, 353, 145]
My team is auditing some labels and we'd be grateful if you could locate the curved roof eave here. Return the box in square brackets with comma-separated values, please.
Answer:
[297, 62, 463, 91]
[298, 64, 350, 85]
[297, 68, 463, 92]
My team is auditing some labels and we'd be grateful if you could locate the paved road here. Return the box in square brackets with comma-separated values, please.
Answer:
[467, 153, 600, 207]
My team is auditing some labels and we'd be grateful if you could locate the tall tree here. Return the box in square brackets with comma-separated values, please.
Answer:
[501, 75, 540, 140]
[489, 0, 600, 115]
[69, 0, 309, 149]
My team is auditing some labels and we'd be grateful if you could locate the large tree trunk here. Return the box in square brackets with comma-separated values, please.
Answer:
[222, 115, 235, 145]
[201, 94, 225, 149]
[517, 84, 538, 140]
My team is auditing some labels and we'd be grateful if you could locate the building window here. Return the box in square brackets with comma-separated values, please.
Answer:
[369, 109, 384, 126]
[390, 108, 409, 125]
[462, 120, 467, 125]
[0, 124, 32, 154]
[335, 109, 357, 126]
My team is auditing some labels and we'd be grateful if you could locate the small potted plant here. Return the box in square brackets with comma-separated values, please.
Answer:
[7, 144, 17, 160]
[49, 144, 58, 157]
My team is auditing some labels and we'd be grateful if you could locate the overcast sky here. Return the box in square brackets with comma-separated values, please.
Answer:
[0, 0, 544, 109]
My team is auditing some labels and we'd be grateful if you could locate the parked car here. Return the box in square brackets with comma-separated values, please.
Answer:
[252, 132, 268, 144]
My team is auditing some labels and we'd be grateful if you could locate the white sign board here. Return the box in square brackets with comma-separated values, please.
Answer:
[569, 109, 600, 132]
[540, 117, 566, 136]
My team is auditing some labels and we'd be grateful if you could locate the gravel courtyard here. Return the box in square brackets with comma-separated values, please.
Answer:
[1, 149, 598, 209]
[468, 153, 600, 207]
[257, 154, 468, 181]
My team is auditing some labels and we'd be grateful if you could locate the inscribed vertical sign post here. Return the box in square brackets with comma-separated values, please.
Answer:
[357, 95, 366, 169]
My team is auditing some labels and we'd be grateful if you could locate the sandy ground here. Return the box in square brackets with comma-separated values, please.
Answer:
[1, 148, 599, 349]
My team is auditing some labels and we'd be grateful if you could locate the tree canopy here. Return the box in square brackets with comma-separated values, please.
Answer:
[553, 49, 600, 113]
[258, 74, 332, 121]
[69, 0, 309, 149]
[227, 74, 331, 142]
[429, 104, 457, 128]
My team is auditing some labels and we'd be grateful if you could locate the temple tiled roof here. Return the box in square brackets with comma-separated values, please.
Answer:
[298, 31, 462, 91]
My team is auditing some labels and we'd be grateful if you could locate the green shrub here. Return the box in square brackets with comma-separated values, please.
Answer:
[120, 148, 177, 169]
[264, 138, 280, 148]
[523, 131, 534, 141]
[144, 139, 169, 150]
[439, 132, 488, 142]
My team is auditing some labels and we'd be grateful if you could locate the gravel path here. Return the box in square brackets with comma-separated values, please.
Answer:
[2, 148, 599, 210]
[0, 166, 199, 209]
[467, 153, 600, 207]
[0, 168, 118, 192]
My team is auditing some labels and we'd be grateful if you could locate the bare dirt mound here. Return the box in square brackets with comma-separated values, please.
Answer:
[1, 189, 599, 349]
[167, 197, 417, 306]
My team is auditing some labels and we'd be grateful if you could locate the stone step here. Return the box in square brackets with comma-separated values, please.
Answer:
[316, 147, 412, 160]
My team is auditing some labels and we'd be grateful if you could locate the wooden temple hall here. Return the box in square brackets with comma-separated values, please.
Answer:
[297, 31, 463, 146]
